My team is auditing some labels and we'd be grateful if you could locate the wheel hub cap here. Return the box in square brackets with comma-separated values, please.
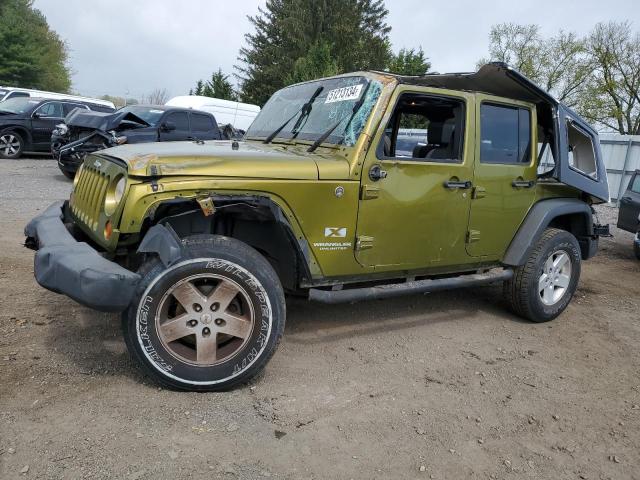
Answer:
[0, 134, 20, 156]
[538, 250, 572, 306]
[156, 274, 255, 366]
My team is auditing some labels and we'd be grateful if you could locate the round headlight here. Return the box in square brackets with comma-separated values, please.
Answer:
[104, 175, 126, 216]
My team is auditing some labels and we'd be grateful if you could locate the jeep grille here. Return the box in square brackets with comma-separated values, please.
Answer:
[70, 163, 109, 230]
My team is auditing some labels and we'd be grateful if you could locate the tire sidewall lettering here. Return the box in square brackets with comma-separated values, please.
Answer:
[135, 258, 273, 386]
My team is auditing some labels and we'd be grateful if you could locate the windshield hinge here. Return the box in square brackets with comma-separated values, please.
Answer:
[466, 230, 481, 243]
[355, 235, 374, 251]
[360, 184, 380, 200]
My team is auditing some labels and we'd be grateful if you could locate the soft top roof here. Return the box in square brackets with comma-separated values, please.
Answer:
[384, 62, 559, 108]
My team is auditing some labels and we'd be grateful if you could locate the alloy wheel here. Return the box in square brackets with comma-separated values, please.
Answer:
[0, 134, 20, 157]
[538, 250, 572, 306]
[156, 273, 255, 366]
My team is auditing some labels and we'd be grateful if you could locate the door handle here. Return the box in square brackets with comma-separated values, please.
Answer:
[443, 180, 472, 189]
[512, 179, 535, 188]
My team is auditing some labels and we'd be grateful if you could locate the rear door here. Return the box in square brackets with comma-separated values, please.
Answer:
[159, 111, 190, 141]
[617, 171, 640, 232]
[31, 101, 64, 148]
[466, 95, 537, 258]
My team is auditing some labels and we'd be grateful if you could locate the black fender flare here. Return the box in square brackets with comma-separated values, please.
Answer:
[503, 198, 594, 266]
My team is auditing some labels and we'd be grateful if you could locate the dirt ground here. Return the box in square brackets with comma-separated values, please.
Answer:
[0, 158, 639, 480]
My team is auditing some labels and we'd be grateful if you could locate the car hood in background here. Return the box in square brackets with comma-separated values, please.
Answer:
[95, 140, 350, 180]
[64, 109, 150, 131]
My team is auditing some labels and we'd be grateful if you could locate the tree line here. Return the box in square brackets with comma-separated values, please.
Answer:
[479, 22, 640, 134]
[1, 0, 639, 134]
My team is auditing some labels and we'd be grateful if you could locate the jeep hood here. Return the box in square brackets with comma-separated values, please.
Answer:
[96, 140, 350, 180]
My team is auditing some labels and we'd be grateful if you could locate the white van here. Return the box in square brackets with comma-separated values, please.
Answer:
[0, 87, 115, 109]
[165, 96, 260, 131]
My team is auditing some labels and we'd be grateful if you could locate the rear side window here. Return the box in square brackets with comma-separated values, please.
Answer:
[630, 174, 640, 194]
[190, 113, 215, 133]
[480, 103, 531, 164]
[566, 120, 597, 179]
[7, 91, 29, 99]
[164, 112, 189, 131]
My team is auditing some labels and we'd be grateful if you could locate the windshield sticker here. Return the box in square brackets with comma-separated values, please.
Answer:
[325, 84, 363, 104]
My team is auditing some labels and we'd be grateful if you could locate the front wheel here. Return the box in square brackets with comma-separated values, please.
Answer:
[504, 228, 581, 322]
[123, 235, 286, 391]
[0, 130, 24, 159]
[633, 233, 640, 260]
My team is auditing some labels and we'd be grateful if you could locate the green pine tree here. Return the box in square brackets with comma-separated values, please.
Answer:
[0, 0, 71, 92]
[236, 0, 392, 105]
[387, 47, 431, 76]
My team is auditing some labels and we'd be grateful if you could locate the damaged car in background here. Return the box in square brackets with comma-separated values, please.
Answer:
[52, 105, 222, 179]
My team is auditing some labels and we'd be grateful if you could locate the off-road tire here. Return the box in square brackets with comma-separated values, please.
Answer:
[0, 130, 24, 159]
[504, 228, 581, 323]
[122, 234, 286, 391]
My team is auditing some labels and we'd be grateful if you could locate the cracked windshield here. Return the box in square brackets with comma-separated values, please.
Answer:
[246, 76, 382, 146]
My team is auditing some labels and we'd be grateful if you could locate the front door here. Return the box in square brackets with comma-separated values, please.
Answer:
[159, 111, 190, 141]
[31, 101, 64, 148]
[355, 87, 475, 270]
[466, 96, 537, 258]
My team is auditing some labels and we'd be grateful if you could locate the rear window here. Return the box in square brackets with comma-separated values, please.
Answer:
[190, 113, 215, 132]
[566, 120, 597, 179]
[480, 103, 531, 164]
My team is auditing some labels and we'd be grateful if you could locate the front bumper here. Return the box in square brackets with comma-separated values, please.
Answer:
[24, 201, 140, 312]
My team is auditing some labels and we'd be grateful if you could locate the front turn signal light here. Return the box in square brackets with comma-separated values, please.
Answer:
[104, 220, 113, 240]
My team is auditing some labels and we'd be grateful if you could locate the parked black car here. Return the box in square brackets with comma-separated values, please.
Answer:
[52, 105, 222, 179]
[0, 97, 114, 159]
[617, 169, 640, 259]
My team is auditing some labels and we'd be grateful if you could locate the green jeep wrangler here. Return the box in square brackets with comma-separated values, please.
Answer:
[26, 63, 610, 391]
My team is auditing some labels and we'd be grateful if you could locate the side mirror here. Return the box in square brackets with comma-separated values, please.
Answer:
[161, 121, 176, 132]
[32, 112, 41, 119]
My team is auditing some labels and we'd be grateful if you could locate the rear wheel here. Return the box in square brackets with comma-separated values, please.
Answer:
[0, 131, 24, 159]
[504, 228, 581, 322]
[123, 235, 286, 391]
[634, 233, 640, 260]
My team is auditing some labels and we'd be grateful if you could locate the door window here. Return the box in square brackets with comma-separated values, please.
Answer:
[480, 104, 531, 164]
[164, 112, 189, 131]
[630, 174, 640, 194]
[34, 102, 63, 118]
[378, 93, 465, 163]
[190, 113, 215, 133]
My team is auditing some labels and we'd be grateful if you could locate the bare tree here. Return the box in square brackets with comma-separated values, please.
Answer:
[478, 23, 591, 108]
[144, 88, 170, 105]
[579, 22, 640, 134]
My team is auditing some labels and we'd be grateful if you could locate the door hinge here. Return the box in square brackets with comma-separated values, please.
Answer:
[355, 235, 374, 250]
[360, 184, 380, 200]
[472, 186, 486, 199]
[466, 230, 481, 243]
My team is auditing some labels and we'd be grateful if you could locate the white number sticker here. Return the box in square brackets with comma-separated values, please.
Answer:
[324, 84, 364, 104]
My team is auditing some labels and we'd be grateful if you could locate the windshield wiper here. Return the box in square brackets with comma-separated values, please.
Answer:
[307, 83, 370, 153]
[263, 86, 323, 144]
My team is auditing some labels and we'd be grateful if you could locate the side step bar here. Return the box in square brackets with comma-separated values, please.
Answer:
[308, 268, 514, 304]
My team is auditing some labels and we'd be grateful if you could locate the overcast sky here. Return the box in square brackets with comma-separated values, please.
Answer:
[32, 0, 640, 101]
